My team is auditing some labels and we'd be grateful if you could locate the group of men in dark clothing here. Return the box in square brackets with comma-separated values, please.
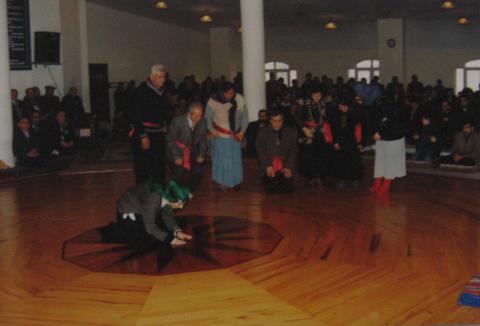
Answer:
[11, 86, 85, 167]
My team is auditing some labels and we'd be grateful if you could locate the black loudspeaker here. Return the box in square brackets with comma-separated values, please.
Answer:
[34, 32, 60, 65]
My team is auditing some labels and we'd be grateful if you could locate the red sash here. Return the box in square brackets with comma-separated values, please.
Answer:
[128, 122, 165, 138]
[272, 156, 283, 173]
[323, 122, 333, 144]
[175, 140, 191, 171]
[304, 121, 319, 129]
[213, 122, 241, 142]
[143, 122, 163, 128]
[355, 123, 362, 144]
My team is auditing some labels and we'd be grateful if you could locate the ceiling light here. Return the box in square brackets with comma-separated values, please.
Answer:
[200, 14, 213, 23]
[155, 1, 168, 9]
[441, 1, 455, 10]
[325, 21, 337, 30]
[457, 16, 470, 25]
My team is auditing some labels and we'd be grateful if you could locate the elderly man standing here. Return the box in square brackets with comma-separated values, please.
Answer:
[166, 102, 207, 190]
[130, 65, 172, 184]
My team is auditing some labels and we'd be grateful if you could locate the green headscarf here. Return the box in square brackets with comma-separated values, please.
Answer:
[148, 180, 192, 212]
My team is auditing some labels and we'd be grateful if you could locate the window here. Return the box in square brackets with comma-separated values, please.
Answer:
[456, 59, 480, 93]
[265, 61, 298, 86]
[348, 59, 380, 83]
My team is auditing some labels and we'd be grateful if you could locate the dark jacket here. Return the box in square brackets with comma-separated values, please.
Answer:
[61, 94, 85, 121]
[117, 182, 178, 241]
[13, 128, 40, 162]
[453, 131, 480, 162]
[166, 114, 207, 163]
[373, 104, 406, 141]
[245, 120, 267, 157]
[41, 95, 61, 116]
[329, 110, 363, 147]
[46, 122, 76, 153]
[130, 81, 171, 138]
[256, 125, 297, 174]
[11, 99, 24, 123]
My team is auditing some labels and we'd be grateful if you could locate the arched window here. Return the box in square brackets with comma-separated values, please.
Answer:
[348, 59, 380, 83]
[456, 59, 480, 93]
[265, 61, 298, 86]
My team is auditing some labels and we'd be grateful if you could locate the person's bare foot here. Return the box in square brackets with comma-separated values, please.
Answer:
[170, 237, 187, 247]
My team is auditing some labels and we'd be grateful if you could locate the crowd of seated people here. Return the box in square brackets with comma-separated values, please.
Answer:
[11, 86, 85, 168]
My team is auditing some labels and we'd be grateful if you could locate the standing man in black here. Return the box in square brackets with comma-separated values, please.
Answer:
[130, 64, 172, 185]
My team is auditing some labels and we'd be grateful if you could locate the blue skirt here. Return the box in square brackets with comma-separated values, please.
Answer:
[211, 138, 243, 187]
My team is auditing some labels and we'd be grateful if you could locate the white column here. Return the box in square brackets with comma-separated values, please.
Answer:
[60, 0, 90, 112]
[0, 0, 14, 167]
[241, 0, 266, 122]
[377, 18, 405, 84]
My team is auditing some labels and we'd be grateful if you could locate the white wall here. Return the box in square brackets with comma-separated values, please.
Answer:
[265, 22, 377, 83]
[9, 0, 64, 97]
[209, 27, 242, 81]
[405, 19, 480, 88]
[86, 3, 211, 85]
[264, 19, 480, 89]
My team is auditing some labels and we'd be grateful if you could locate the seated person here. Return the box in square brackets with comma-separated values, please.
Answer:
[438, 100, 455, 148]
[13, 117, 42, 167]
[412, 114, 439, 161]
[166, 102, 207, 191]
[244, 109, 268, 158]
[101, 180, 193, 247]
[256, 110, 297, 194]
[30, 110, 44, 134]
[435, 121, 480, 166]
[46, 110, 76, 157]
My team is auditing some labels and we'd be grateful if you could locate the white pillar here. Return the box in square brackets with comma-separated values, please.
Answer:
[377, 18, 405, 84]
[0, 0, 14, 167]
[240, 0, 266, 122]
[60, 0, 90, 112]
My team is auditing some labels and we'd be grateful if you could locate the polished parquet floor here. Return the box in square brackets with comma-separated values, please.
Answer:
[1, 160, 480, 325]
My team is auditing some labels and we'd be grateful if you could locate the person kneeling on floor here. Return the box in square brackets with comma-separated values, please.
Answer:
[101, 180, 193, 247]
[256, 110, 297, 194]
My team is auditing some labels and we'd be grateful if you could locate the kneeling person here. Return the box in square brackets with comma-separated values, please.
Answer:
[256, 110, 297, 193]
[112, 180, 193, 247]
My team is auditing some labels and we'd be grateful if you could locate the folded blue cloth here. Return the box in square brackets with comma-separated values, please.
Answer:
[458, 274, 480, 307]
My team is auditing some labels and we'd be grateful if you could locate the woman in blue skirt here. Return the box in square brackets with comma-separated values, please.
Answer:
[205, 83, 249, 191]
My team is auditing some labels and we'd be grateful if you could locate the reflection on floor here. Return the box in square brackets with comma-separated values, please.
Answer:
[63, 216, 282, 275]
[1, 161, 480, 325]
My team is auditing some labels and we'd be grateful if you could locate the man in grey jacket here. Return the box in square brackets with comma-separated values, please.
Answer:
[256, 110, 297, 193]
[114, 181, 193, 247]
[436, 120, 480, 166]
[166, 102, 208, 190]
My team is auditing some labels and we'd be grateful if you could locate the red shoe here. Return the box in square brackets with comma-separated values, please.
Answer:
[377, 179, 392, 196]
[369, 178, 383, 193]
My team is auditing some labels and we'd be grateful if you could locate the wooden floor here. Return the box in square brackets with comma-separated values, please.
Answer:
[1, 159, 480, 325]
